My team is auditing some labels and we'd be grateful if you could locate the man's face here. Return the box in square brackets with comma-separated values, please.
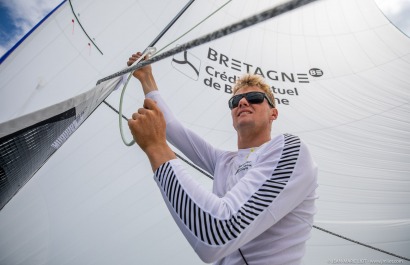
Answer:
[230, 86, 277, 133]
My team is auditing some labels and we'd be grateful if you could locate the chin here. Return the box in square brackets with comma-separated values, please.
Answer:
[235, 120, 255, 130]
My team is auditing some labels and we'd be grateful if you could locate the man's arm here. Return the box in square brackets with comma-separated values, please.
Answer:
[128, 51, 221, 175]
[152, 135, 318, 263]
[127, 52, 176, 171]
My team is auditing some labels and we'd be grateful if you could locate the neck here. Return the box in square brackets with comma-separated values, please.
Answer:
[237, 129, 271, 149]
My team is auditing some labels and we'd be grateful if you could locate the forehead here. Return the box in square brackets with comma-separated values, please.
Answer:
[234, 86, 265, 95]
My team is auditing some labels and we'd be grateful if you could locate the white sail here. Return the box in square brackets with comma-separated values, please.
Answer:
[0, 0, 409, 264]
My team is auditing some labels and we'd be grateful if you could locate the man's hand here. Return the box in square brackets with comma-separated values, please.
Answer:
[128, 98, 176, 171]
[127, 52, 158, 95]
[128, 98, 165, 152]
[127, 52, 152, 80]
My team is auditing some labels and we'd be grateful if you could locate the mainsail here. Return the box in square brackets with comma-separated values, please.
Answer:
[0, 0, 409, 264]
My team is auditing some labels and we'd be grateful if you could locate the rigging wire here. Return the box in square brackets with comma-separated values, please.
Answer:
[118, 0, 232, 146]
[154, 0, 232, 55]
[115, 0, 196, 145]
[313, 225, 409, 261]
[117, 0, 197, 146]
[146, 0, 196, 49]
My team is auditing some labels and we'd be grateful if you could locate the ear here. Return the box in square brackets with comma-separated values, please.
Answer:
[269, 108, 278, 122]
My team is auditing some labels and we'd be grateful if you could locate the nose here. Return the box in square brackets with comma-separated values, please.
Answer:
[238, 96, 249, 108]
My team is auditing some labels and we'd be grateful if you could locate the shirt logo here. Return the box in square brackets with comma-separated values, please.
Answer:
[235, 161, 252, 175]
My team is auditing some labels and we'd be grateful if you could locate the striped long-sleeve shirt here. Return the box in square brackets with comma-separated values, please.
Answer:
[147, 91, 318, 265]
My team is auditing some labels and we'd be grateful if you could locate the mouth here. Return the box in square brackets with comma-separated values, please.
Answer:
[237, 111, 252, 117]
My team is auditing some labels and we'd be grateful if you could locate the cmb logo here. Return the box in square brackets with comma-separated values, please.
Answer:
[172, 50, 202, 80]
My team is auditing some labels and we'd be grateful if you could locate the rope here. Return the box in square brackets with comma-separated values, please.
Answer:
[118, 48, 156, 146]
[96, 0, 320, 85]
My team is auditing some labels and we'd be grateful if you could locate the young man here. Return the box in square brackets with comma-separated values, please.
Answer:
[128, 52, 318, 265]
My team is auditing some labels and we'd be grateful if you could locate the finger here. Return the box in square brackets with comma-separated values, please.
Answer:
[143, 98, 158, 111]
[127, 52, 142, 66]
[127, 57, 137, 66]
[128, 118, 135, 128]
[131, 112, 139, 120]
[133, 52, 142, 60]
[127, 57, 133, 66]
[137, 107, 149, 115]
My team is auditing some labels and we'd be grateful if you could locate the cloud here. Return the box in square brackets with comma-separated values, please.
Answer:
[2, 0, 59, 31]
[0, 0, 61, 57]
[375, 0, 410, 36]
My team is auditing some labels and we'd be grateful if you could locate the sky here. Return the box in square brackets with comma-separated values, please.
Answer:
[0, 0, 63, 57]
[0, 0, 409, 59]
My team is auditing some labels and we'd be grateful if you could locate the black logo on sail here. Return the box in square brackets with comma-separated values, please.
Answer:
[172, 50, 201, 80]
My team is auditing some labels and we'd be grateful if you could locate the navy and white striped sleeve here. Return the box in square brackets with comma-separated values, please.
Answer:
[153, 134, 318, 263]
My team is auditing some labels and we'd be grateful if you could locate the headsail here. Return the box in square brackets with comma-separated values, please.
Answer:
[0, 0, 409, 264]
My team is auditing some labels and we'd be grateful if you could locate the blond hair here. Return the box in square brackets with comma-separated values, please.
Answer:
[233, 74, 275, 107]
